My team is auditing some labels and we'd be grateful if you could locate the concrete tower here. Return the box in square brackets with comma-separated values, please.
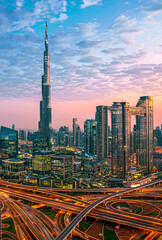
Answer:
[39, 20, 52, 147]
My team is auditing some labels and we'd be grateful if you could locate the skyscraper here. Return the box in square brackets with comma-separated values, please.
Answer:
[110, 102, 123, 177]
[136, 96, 153, 175]
[73, 118, 77, 147]
[84, 118, 96, 155]
[76, 125, 81, 148]
[109, 96, 153, 178]
[96, 106, 108, 160]
[38, 21, 52, 147]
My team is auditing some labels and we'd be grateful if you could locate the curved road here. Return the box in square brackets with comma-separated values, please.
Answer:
[55, 180, 162, 240]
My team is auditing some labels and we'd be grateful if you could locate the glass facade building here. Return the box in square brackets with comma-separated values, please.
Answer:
[84, 118, 96, 156]
[136, 96, 153, 175]
[33, 131, 48, 154]
[96, 106, 108, 160]
[110, 102, 123, 177]
[2, 158, 25, 175]
[51, 155, 73, 180]
[0, 126, 18, 159]
[108, 96, 153, 178]
[32, 151, 52, 176]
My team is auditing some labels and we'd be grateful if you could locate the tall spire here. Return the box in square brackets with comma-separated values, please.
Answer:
[45, 18, 48, 41]
[38, 20, 52, 148]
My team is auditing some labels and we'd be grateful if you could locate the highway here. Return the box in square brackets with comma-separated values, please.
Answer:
[0, 185, 162, 233]
[55, 180, 162, 240]
[0, 179, 161, 240]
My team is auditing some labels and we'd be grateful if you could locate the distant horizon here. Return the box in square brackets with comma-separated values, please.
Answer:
[0, 0, 162, 130]
[1, 95, 162, 132]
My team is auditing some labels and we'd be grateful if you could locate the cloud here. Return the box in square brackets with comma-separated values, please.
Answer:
[69, 22, 99, 37]
[101, 48, 124, 54]
[80, 0, 102, 9]
[47, 0, 67, 14]
[16, 0, 24, 7]
[51, 13, 68, 23]
[111, 15, 134, 31]
[0, 0, 68, 33]
[110, 15, 145, 45]
[0, 0, 162, 108]
[143, 0, 162, 12]
[76, 40, 103, 48]
[78, 55, 101, 63]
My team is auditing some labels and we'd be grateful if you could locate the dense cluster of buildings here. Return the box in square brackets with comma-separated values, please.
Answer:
[0, 21, 161, 187]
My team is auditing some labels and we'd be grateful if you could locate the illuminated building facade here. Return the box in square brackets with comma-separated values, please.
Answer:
[153, 125, 162, 146]
[51, 155, 73, 180]
[76, 125, 81, 148]
[110, 102, 124, 177]
[57, 126, 69, 147]
[136, 96, 153, 175]
[33, 131, 48, 154]
[84, 118, 97, 156]
[96, 106, 108, 160]
[108, 96, 153, 178]
[0, 126, 18, 159]
[32, 151, 52, 176]
[38, 21, 52, 148]
[2, 158, 25, 175]
[73, 118, 78, 147]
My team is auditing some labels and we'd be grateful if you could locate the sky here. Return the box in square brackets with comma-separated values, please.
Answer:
[0, 0, 162, 130]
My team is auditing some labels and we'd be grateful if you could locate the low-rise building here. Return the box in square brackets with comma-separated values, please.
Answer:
[51, 155, 73, 180]
[32, 151, 53, 176]
[2, 158, 25, 176]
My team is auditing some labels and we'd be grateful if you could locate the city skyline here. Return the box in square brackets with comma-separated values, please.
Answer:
[0, 0, 162, 130]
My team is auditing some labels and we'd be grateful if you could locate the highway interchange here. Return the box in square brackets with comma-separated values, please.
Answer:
[0, 179, 161, 240]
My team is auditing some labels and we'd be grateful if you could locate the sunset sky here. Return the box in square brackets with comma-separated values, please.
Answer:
[0, 0, 162, 130]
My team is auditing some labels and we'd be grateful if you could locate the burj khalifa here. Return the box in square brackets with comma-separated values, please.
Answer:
[38, 20, 52, 147]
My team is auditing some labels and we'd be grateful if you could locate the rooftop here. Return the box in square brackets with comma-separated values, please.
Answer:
[2, 158, 25, 164]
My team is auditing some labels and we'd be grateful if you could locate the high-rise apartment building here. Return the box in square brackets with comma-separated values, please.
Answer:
[19, 129, 26, 140]
[153, 126, 162, 146]
[110, 102, 123, 177]
[84, 118, 96, 156]
[136, 96, 153, 175]
[109, 96, 153, 178]
[57, 126, 70, 147]
[38, 21, 52, 147]
[76, 125, 81, 148]
[72, 118, 81, 148]
[96, 106, 108, 160]
[73, 118, 77, 147]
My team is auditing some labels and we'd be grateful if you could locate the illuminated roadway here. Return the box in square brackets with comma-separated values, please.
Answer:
[0, 179, 161, 239]
[0, 181, 162, 232]
[1, 184, 162, 231]
[55, 180, 162, 240]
